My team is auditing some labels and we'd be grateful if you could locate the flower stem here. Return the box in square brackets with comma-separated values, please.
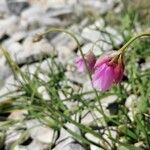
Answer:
[119, 31, 150, 53]
[38, 28, 113, 146]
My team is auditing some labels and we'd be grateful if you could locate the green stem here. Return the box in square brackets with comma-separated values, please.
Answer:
[119, 32, 150, 52]
[39, 28, 113, 146]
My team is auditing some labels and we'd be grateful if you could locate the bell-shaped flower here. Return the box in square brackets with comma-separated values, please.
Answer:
[92, 51, 124, 91]
[75, 51, 96, 73]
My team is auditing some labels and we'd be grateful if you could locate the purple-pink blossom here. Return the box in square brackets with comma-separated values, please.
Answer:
[75, 51, 96, 73]
[92, 52, 124, 91]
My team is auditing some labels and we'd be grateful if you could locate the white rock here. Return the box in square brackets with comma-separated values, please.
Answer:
[28, 0, 74, 9]
[47, 6, 73, 18]
[81, 0, 115, 14]
[0, 15, 19, 36]
[0, 62, 12, 89]
[14, 145, 27, 150]
[20, 6, 44, 28]
[6, 42, 23, 59]
[85, 133, 102, 150]
[56, 45, 75, 65]
[21, 64, 38, 77]
[123, 82, 132, 92]
[11, 31, 27, 42]
[85, 127, 117, 150]
[81, 25, 123, 51]
[54, 142, 85, 150]
[27, 140, 48, 150]
[127, 111, 134, 122]
[16, 36, 53, 64]
[125, 94, 137, 110]
[51, 25, 83, 50]
[0, 0, 9, 17]
[26, 119, 56, 144]
[8, 110, 28, 120]
[5, 124, 24, 149]
[6, 0, 29, 15]
[82, 80, 95, 99]
[81, 110, 97, 125]
[56, 123, 80, 144]
[100, 95, 118, 108]
[37, 86, 51, 101]
[26, 119, 41, 128]
[65, 71, 88, 84]
[81, 43, 103, 56]
[141, 62, 150, 71]
[54, 123, 82, 150]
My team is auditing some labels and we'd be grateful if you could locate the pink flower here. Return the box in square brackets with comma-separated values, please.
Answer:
[92, 51, 124, 91]
[75, 51, 96, 73]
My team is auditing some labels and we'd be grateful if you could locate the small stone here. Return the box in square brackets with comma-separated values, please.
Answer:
[125, 95, 137, 110]
[8, 110, 28, 120]
[16, 36, 53, 64]
[0, 0, 9, 17]
[123, 82, 132, 93]
[6, 0, 29, 15]
[100, 95, 118, 108]
[0, 62, 12, 89]
[11, 31, 27, 42]
[26, 119, 57, 144]
[81, 0, 115, 14]
[85, 133, 102, 150]
[80, 43, 103, 56]
[86, 127, 117, 150]
[0, 15, 19, 36]
[27, 140, 49, 150]
[56, 45, 75, 65]
[50, 25, 83, 51]
[6, 42, 23, 59]
[81, 24, 123, 51]
[141, 62, 150, 71]
[46, 6, 73, 18]
[56, 123, 80, 143]
[5, 124, 25, 149]
[37, 86, 51, 101]
[65, 71, 88, 84]
[134, 141, 144, 148]
[20, 6, 44, 28]
[54, 142, 85, 150]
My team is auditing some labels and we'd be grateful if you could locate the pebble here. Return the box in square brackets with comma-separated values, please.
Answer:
[37, 86, 51, 101]
[81, 43, 103, 56]
[26, 119, 57, 144]
[100, 95, 118, 108]
[8, 110, 28, 120]
[54, 142, 85, 150]
[125, 94, 138, 110]
[81, 23, 123, 51]
[6, 0, 29, 15]
[16, 36, 54, 64]
[25, 140, 49, 150]
[81, 0, 115, 14]
[0, 15, 19, 36]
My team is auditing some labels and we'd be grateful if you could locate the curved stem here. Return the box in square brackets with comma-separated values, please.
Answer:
[42, 28, 92, 78]
[119, 32, 150, 53]
[39, 28, 113, 146]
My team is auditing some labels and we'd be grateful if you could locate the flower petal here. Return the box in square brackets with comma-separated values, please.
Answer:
[100, 66, 114, 91]
[74, 57, 84, 72]
[114, 65, 124, 83]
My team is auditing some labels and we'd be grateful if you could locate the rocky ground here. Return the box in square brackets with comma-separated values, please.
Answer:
[0, 0, 150, 150]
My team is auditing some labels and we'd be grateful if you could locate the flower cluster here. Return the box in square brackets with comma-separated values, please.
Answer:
[75, 51, 124, 91]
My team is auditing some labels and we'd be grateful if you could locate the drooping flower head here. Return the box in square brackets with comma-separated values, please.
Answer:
[75, 51, 96, 73]
[92, 51, 124, 91]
